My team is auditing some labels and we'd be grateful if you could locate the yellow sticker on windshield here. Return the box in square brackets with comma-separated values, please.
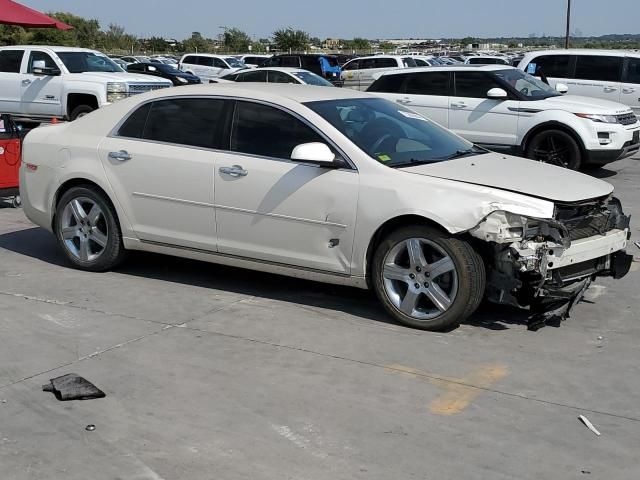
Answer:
[378, 154, 391, 162]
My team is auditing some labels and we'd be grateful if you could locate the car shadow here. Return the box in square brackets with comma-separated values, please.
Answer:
[0, 226, 530, 332]
[588, 167, 618, 179]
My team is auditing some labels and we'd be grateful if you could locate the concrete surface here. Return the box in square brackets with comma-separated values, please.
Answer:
[1, 155, 639, 479]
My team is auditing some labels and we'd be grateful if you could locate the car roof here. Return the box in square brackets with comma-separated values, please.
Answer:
[241, 67, 311, 74]
[3, 45, 101, 53]
[132, 83, 371, 104]
[522, 49, 640, 58]
[378, 65, 517, 76]
[180, 53, 235, 59]
[351, 55, 413, 60]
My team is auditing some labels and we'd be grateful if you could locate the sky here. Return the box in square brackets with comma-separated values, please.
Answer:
[21, 0, 640, 40]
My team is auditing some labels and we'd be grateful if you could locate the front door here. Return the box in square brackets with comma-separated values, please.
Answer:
[98, 97, 225, 250]
[21, 50, 64, 118]
[0, 49, 25, 114]
[214, 100, 359, 274]
[448, 71, 518, 147]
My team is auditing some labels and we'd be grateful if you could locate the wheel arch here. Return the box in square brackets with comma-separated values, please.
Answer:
[521, 121, 586, 157]
[363, 214, 452, 287]
[51, 178, 119, 232]
[66, 93, 99, 119]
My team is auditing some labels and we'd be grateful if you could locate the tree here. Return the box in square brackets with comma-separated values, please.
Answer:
[344, 37, 370, 51]
[459, 37, 476, 47]
[29, 12, 100, 48]
[273, 28, 310, 52]
[378, 41, 394, 51]
[181, 31, 211, 53]
[0, 25, 29, 46]
[223, 28, 251, 53]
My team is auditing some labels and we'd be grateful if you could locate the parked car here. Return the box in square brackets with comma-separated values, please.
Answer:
[367, 65, 640, 169]
[222, 67, 334, 86]
[111, 58, 129, 70]
[341, 55, 418, 91]
[238, 55, 272, 68]
[178, 54, 246, 81]
[260, 54, 342, 86]
[465, 56, 510, 65]
[333, 54, 358, 66]
[20, 84, 632, 331]
[120, 56, 151, 65]
[413, 56, 442, 67]
[518, 49, 640, 118]
[0, 46, 172, 121]
[127, 62, 201, 86]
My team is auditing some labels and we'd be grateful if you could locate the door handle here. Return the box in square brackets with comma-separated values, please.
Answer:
[108, 150, 132, 161]
[396, 98, 412, 105]
[219, 165, 248, 177]
[21, 79, 31, 86]
[603, 86, 617, 93]
[451, 102, 467, 108]
[622, 87, 635, 94]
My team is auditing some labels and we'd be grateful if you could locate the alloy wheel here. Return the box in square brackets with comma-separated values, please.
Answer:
[60, 197, 109, 262]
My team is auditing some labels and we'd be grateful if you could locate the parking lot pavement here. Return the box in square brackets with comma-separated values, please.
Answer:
[1, 156, 639, 480]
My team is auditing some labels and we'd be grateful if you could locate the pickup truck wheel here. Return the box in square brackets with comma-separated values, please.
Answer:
[525, 129, 582, 170]
[55, 186, 126, 272]
[372, 225, 485, 331]
[69, 105, 96, 121]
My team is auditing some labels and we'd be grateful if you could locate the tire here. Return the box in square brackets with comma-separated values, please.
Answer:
[69, 104, 96, 121]
[372, 225, 485, 331]
[11, 196, 21, 208]
[525, 129, 582, 170]
[54, 186, 126, 272]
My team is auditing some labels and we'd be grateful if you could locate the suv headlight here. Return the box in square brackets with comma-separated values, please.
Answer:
[575, 113, 618, 124]
[106, 82, 128, 103]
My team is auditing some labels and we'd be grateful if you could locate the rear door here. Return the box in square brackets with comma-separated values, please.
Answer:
[401, 71, 451, 127]
[21, 49, 64, 117]
[0, 50, 25, 114]
[448, 71, 519, 147]
[571, 55, 623, 103]
[622, 56, 640, 117]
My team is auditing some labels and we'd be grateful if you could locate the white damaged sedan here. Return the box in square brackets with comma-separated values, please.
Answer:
[20, 84, 633, 331]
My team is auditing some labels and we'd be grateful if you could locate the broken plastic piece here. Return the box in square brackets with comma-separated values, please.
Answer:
[578, 415, 601, 436]
[85, 424, 96, 431]
[42, 374, 106, 401]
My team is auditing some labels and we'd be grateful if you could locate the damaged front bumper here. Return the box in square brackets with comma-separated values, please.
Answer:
[471, 197, 632, 330]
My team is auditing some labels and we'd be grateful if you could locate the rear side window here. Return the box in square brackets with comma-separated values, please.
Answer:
[527, 55, 571, 78]
[374, 58, 397, 69]
[343, 60, 359, 71]
[231, 101, 324, 159]
[626, 58, 640, 84]
[454, 72, 504, 98]
[199, 57, 215, 67]
[182, 56, 198, 65]
[213, 58, 227, 68]
[268, 71, 295, 83]
[239, 70, 268, 82]
[575, 56, 622, 82]
[300, 56, 318, 68]
[0, 50, 24, 73]
[142, 98, 225, 148]
[405, 71, 450, 96]
[281, 56, 300, 67]
[367, 73, 408, 93]
[118, 103, 151, 139]
[263, 57, 280, 67]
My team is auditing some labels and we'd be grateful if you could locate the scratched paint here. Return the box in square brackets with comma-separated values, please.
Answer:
[386, 364, 508, 415]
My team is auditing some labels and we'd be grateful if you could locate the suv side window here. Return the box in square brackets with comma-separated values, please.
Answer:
[280, 56, 300, 67]
[0, 50, 25, 73]
[239, 70, 268, 82]
[360, 58, 377, 70]
[406, 71, 450, 96]
[575, 56, 623, 82]
[626, 57, 640, 84]
[402, 57, 417, 67]
[213, 58, 228, 69]
[527, 54, 571, 78]
[27, 51, 57, 73]
[198, 57, 214, 67]
[454, 72, 505, 98]
[264, 57, 280, 67]
[343, 60, 359, 71]
[231, 101, 325, 159]
[182, 56, 198, 65]
[367, 73, 408, 93]
[374, 58, 397, 69]
[142, 98, 224, 148]
[117, 103, 151, 139]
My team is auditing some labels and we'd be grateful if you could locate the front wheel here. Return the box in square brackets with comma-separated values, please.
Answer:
[69, 104, 96, 121]
[372, 226, 485, 331]
[525, 129, 582, 170]
[55, 186, 126, 271]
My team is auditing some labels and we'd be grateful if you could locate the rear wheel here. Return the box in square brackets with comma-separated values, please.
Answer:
[372, 225, 485, 331]
[55, 186, 126, 271]
[525, 129, 582, 170]
[11, 196, 21, 208]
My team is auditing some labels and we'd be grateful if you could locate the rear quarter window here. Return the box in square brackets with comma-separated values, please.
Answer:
[368, 73, 408, 93]
[574, 55, 623, 82]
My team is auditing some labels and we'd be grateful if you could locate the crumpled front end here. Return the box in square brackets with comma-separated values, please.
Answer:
[470, 196, 632, 330]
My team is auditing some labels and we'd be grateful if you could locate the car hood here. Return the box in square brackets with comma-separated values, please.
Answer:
[401, 153, 613, 203]
[68, 72, 171, 84]
[535, 95, 632, 114]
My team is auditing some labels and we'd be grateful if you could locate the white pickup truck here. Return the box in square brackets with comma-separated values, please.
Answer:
[0, 46, 172, 121]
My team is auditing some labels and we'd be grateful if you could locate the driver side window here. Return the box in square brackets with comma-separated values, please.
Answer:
[453, 72, 506, 98]
[27, 51, 57, 73]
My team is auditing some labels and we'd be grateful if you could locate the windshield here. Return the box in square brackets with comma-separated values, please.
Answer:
[58, 52, 123, 73]
[225, 57, 245, 68]
[292, 71, 333, 86]
[493, 68, 561, 99]
[305, 98, 479, 167]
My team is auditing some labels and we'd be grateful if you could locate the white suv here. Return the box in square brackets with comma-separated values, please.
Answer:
[178, 54, 246, 81]
[341, 55, 418, 91]
[368, 65, 640, 169]
[518, 49, 640, 118]
[0, 46, 172, 121]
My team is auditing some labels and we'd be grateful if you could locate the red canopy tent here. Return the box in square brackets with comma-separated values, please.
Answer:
[0, 0, 73, 30]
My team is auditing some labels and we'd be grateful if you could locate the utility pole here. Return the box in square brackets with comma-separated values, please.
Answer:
[565, 0, 572, 49]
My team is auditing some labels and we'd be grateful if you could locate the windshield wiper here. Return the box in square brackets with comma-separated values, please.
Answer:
[391, 158, 435, 168]
[435, 147, 485, 161]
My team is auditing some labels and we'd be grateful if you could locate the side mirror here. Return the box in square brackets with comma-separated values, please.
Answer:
[555, 83, 569, 94]
[487, 88, 508, 100]
[291, 142, 336, 166]
[32, 60, 60, 76]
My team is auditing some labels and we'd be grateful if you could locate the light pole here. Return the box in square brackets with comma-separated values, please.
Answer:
[565, 0, 572, 49]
